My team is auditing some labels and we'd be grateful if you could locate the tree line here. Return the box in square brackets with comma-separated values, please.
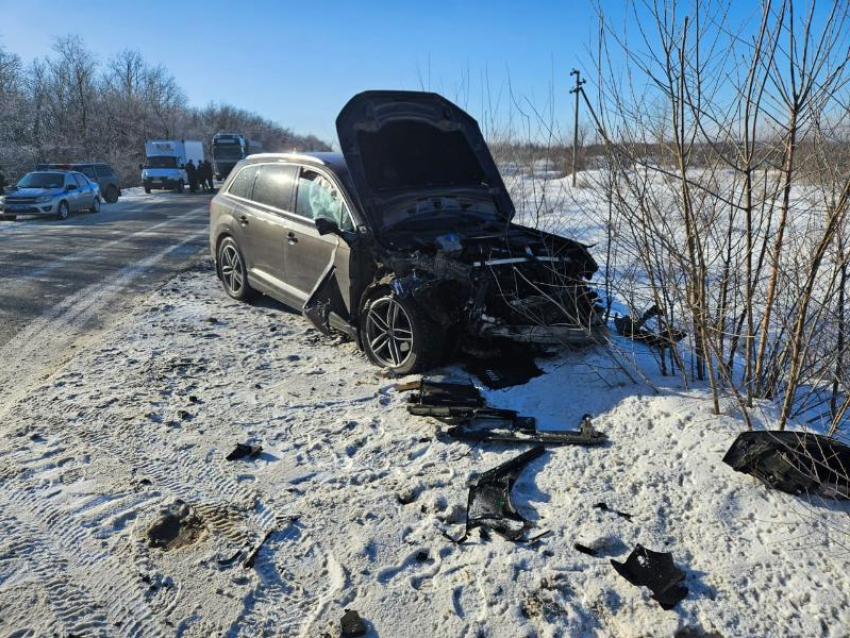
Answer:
[0, 35, 330, 186]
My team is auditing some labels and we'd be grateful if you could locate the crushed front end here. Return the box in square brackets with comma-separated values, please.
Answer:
[377, 220, 605, 350]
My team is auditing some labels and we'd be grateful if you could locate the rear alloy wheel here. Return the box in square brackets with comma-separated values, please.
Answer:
[218, 237, 255, 302]
[56, 201, 69, 221]
[362, 293, 443, 374]
[89, 196, 101, 213]
[105, 185, 119, 203]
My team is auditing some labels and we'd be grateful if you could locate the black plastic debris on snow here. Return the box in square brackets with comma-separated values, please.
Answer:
[403, 378, 486, 417]
[226, 443, 263, 462]
[593, 502, 634, 522]
[461, 346, 544, 390]
[611, 544, 689, 610]
[449, 413, 607, 447]
[404, 379, 607, 447]
[614, 304, 686, 350]
[574, 542, 598, 556]
[723, 430, 850, 499]
[446, 445, 546, 543]
[340, 609, 367, 637]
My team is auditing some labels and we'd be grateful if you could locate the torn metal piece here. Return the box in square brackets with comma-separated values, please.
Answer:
[614, 304, 686, 349]
[593, 501, 634, 522]
[226, 443, 263, 461]
[340, 609, 367, 637]
[723, 431, 850, 499]
[448, 413, 606, 447]
[447, 445, 546, 543]
[611, 544, 689, 610]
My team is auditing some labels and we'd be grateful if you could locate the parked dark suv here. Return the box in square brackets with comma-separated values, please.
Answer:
[36, 163, 121, 203]
[209, 91, 602, 374]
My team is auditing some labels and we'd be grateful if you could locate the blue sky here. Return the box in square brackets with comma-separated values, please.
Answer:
[0, 1, 790, 144]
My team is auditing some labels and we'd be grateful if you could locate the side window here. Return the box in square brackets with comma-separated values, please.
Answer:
[227, 165, 260, 199]
[95, 165, 112, 179]
[79, 166, 97, 179]
[65, 174, 77, 188]
[251, 164, 298, 210]
[295, 169, 354, 231]
[73, 173, 88, 187]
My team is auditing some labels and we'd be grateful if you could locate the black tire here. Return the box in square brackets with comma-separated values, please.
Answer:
[361, 291, 444, 375]
[89, 196, 101, 213]
[217, 236, 255, 302]
[105, 185, 119, 203]
[144, 186, 151, 194]
[56, 201, 69, 221]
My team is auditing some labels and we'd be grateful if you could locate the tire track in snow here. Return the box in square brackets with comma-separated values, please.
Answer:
[0, 226, 207, 424]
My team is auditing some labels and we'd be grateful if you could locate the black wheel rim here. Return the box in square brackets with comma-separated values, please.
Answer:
[220, 244, 244, 295]
[59, 203, 68, 219]
[366, 297, 414, 367]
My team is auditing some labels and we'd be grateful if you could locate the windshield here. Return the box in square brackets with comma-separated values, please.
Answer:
[17, 172, 65, 189]
[146, 156, 178, 169]
[213, 145, 244, 160]
[383, 196, 500, 228]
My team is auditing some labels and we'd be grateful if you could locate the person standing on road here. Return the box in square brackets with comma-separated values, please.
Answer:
[203, 160, 215, 192]
[186, 160, 198, 193]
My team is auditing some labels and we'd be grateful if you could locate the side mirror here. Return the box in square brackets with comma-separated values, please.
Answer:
[65, 184, 77, 191]
[314, 217, 340, 236]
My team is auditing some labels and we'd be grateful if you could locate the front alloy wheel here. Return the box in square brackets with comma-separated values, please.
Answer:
[218, 238, 254, 301]
[56, 201, 69, 220]
[362, 293, 443, 374]
[366, 297, 415, 368]
[90, 196, 101, 213]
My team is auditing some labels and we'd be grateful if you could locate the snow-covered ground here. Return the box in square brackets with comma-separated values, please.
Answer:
[1, 257, 848, 637]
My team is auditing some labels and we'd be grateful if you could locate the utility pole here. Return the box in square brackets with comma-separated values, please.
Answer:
[569, 68, 586, 187]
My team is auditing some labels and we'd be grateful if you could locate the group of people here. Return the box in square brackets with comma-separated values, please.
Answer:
[186, 159, 214, 193]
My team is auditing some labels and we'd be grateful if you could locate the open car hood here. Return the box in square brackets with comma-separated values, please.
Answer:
[336, 91, 515, 230]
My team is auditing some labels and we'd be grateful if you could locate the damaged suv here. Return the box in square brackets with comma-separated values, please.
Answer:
[209, 91, 602, 373]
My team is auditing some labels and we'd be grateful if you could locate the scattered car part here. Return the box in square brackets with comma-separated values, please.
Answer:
[226, 443, 263, 461]
[611, 544, 689, 610]
[722, 431, 850, 499]
[447, 413, 607, 447]
[446, 445, 546, 543]
[574, 542, 598, 557]
[614, 305, 686, 349]
[405, 378, 484, 414]
[340, 609, 367, 637]
[593, 501, 634, 522]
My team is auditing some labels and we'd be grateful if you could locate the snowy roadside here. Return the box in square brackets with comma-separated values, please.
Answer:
[1, 260, 848, 638]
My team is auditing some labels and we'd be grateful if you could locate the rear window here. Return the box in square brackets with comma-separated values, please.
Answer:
[227, 165, 260, 199]
[95, 165, 115, 179]
[251, 164, 298, 210]
[78, 166, 97, 179]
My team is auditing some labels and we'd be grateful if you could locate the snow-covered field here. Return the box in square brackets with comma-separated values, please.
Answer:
[1, 255, 848, 637]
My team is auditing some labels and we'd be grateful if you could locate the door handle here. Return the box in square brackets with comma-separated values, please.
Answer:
[287, 231, 298, 245]
[239, 215, 249, 226]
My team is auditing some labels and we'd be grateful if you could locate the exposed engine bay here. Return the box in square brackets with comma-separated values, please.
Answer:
[375, 216, 604, 346]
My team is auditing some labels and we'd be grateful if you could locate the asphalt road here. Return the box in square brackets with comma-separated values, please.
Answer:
[0, 189, 212, 414]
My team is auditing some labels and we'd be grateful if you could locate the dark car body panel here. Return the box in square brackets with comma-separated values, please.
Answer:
[336, 91, 515, 232]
